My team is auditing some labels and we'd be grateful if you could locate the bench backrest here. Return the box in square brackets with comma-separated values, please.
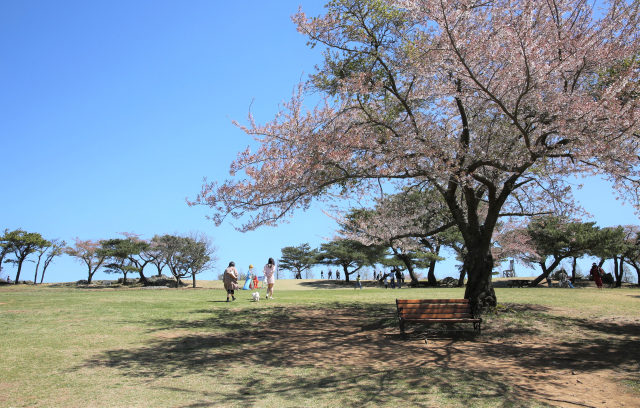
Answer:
[397, 299, 474, 319]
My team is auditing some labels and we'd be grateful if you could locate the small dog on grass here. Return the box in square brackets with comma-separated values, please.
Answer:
[252, 292, 260, 302]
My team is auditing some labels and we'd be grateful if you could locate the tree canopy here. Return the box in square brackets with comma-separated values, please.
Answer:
[279, 243, 318, 279]
[2, 229, 50, 284]
[315, 239, 386, 282]
[189, 0, 640, 310]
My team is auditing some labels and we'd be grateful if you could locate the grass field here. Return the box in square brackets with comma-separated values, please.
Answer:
[1, 280, 639, 407]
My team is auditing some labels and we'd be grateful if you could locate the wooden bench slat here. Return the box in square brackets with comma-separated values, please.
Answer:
[405, 318, 482, 323]
[400, 306, 472, 312]
[397, 299, 469, 304]
[403, 313, 474, 319]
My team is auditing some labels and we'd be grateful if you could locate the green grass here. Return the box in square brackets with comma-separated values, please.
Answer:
[1, 281, 638, 407]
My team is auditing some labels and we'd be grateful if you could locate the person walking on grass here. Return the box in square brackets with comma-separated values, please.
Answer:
[355, 274, 363, 289]
[590, 263, 604, 289]
[263, 258, 277, 299]
[223, 262, 239, 302]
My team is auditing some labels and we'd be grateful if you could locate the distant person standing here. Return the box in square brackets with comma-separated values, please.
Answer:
[336, 270, 340, 280]
[546, 274, 552, 287]
[321, 270, 324, 279]
[328, 269, 333, 280]
[390, 272, 396, 289]
[395, 269, 403, 289]
[590, 263, 604, 289]
[263, 258, 277, 299]
[384, 273, 389, 289]
[223, 262, 239, 302]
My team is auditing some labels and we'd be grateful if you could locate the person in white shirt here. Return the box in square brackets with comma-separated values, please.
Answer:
[263, 258, 277, 299]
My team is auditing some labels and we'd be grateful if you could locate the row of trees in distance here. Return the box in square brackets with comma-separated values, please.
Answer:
[0, 229, 218, 287]
[279, 212, 640, 288]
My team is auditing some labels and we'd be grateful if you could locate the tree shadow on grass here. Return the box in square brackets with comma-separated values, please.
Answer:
[161, 366, 526, 408]
[480, 306, 640, 380]
[75, 302, 640, 406]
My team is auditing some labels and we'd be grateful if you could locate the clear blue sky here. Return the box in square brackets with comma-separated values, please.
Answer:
[1, 0, 637, 283]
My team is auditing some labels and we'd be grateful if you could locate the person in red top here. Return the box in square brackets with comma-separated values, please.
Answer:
[590, 263, 603, 289]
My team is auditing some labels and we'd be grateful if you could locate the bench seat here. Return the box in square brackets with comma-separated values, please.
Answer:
[396, 298, 482, 337]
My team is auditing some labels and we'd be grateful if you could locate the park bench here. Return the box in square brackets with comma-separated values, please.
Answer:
[396, 299, 482, 337]
[507, 279, 532, 288]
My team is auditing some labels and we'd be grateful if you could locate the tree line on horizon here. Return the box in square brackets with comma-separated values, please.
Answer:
[278, 212, 640, 288]
[0, 229, 218, 287]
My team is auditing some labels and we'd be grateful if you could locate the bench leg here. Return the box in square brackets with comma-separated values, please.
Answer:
[399, 318, 406, 339]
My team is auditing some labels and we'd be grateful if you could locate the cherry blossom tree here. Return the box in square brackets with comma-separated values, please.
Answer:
[336, 188, 451, 285]
[189, 0, 640, 310]
[66, 238, 108, 284]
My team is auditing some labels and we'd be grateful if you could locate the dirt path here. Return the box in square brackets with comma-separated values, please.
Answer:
[226, 307, 639, 407]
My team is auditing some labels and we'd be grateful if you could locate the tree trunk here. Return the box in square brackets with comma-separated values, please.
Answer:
[427, 245, 440, 286]
[395, 253, 418, 286]
[617, 257, 624, 287]
[34, 256, 43, 284]
[343, 265, 350, 282]
[122, 271, 128, 285]
[40, 256, 54, 284]
[192, 274, 196, 288]
[14, 257, 25, 284]
[571, 257, 577, 284]
[631, 261, 640, 286]
[138, 269, 147, 285]
[457, 268, 466, 287]
[530, 256, 563, 286]
[426, 260, 437, 285]
[462, 248, 496, 313]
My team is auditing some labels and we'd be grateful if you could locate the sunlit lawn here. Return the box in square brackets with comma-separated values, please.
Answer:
[1, 280, 638, 407]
